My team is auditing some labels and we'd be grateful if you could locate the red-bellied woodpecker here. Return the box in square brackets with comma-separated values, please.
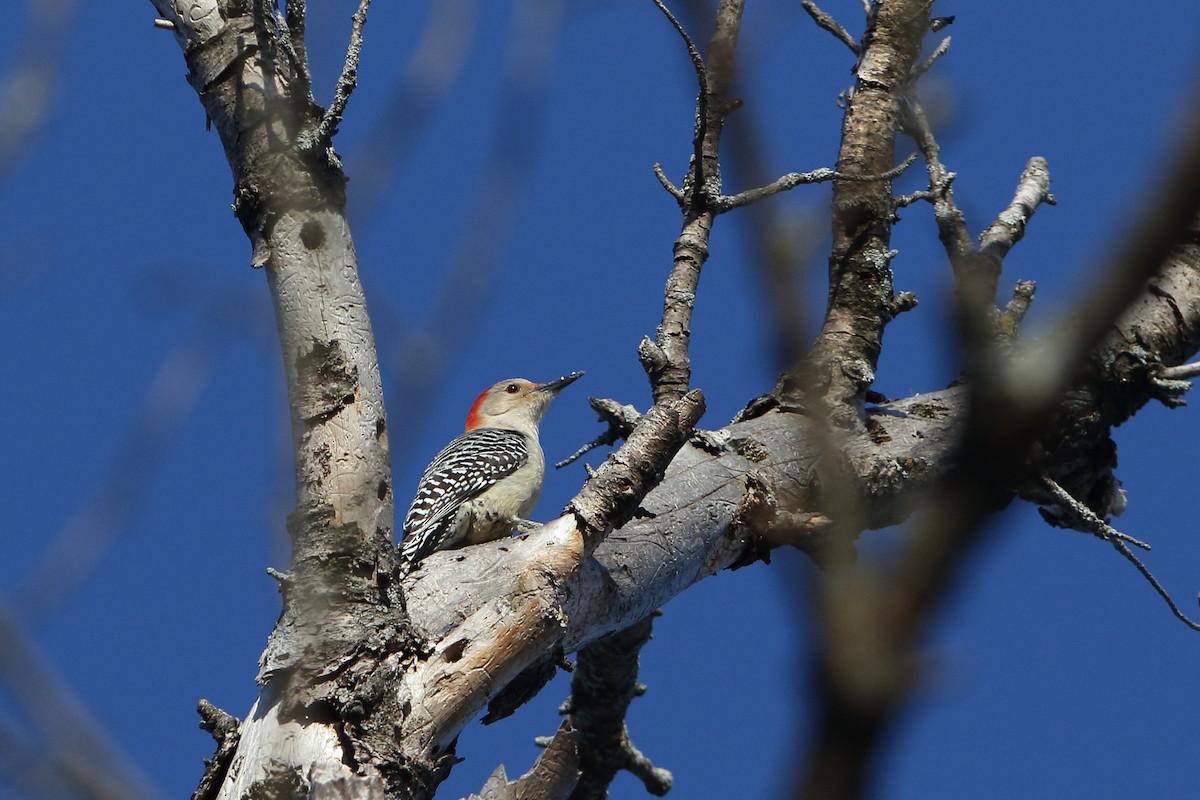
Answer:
[399, 372, 583, 566]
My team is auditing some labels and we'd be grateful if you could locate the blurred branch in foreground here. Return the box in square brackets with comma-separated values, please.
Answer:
[0, 0, 77, 183]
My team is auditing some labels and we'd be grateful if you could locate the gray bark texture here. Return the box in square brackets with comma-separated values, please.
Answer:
[146, 1, 1200, 799]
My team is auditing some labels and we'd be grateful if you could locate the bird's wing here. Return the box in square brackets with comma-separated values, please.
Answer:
[400, 428, 529, 558]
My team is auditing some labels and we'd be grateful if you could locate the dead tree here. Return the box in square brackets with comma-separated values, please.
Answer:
[143, 1, 1200, 799]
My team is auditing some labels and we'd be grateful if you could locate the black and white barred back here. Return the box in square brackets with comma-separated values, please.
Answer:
[399, 427, 530, 564]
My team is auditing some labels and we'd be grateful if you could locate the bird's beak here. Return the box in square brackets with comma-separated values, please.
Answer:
[539, 371, 584, 394]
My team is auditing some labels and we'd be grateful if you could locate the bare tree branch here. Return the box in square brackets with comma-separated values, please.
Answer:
[801, 1, 861, 55]
[714, 153, 916, 212]
[1010, 99, 1200, 416]
[909, 34, 949, 82]
[192, 700, 241, 800]
[1157, 359, 1200, 380]
[979, 157, 1055, 262]
[903, 82, 1054, 366]
[148, 0, 401, 794]
[1040, 475, 1200, 631]
[132, 3, 1200, 800]
[471, 720, 580, 800]
[794, 86, 1200, 800]
[649, 0, 710, 211]
[284, 0, 310, 76]
[784, 0, 934, 427]
[567, 391, 706, 551]
[305, 0, 372, 150]
[555, 397, 643, 469]
[641, 0, 744, 404]
[556, 617, 672, 799]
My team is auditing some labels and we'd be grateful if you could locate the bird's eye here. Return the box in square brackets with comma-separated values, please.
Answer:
[505, 383, 520, 394]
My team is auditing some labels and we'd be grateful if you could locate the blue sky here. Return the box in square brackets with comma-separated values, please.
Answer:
[3, 2, 1200, 798]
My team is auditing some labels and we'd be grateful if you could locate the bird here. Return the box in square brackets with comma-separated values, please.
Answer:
[399, 372, 582, 566]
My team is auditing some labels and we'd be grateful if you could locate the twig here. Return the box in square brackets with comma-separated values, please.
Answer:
[653, 162, 685, 201]
[284, 0, 309, 73]
[1148, 370, 1192, 409]
[909, 34, 949, 82]
[1040, 477, 1200, 631]
[193, 700, 241, 800]
[1039, 477, 1149, 549]
[244, 2, 316, 143]
[650, 0, 710, 205]
[625, 740, 674, 796]
[715, 153, 916, 212]
[1002, 280, 1037, 330]
[978, 157, 1055, 264]
[904, 94, 974, 265]
[650, 0, 706, 82]
[903, 92, 1053, 364]
[894, 186, 937, 208]
[556, 437, 614, 471]
[557, 398, 643, 469]
[801, 0, 860, 55]
[1156, 360, 1200, 381]
[566, 391, 705, 550]
[309, 0, 372, 148]
[641, 0, 743, 404]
